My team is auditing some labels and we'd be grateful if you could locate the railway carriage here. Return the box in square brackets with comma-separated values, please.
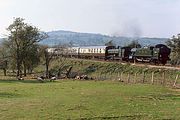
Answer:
[79, 46, 107, 59]
[68, 47, 80, 57]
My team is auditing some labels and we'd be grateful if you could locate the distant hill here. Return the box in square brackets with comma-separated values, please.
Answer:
[41, 30, 168, 47]
[0, 38, 3, 44]
[0, 30, 168, 47]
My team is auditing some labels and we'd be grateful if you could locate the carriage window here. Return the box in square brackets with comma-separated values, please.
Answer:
[91, 49, 93, 53]
[103, 49, 105, 52]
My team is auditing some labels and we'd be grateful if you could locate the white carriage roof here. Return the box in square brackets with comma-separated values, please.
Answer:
[79, 46, 107, 49]
[71, 47, 80, 49]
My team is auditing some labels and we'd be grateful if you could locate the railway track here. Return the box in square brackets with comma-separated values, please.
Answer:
[131, 63, 180, 70]
[69, 58, 180, 70]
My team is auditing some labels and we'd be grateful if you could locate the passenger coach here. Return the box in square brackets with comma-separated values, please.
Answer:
[78, 46, 107, 59]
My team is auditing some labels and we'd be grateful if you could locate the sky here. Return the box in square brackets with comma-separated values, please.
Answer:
[0, 0, 180, 38]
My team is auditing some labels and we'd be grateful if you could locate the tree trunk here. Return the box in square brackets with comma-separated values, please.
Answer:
[46, 62, 49, 78]
[17, 58, 21, 77]
[16, 48, 21, 77]
[24, 63, 27, 77]
[3, 68, 6, 76]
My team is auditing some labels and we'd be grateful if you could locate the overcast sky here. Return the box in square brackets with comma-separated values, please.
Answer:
[0, 0, 180, 38]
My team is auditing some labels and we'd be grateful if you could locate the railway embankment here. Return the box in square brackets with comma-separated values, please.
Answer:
[39, 58, 180, 88]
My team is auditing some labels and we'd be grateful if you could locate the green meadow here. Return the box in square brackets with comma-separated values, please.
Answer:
[0, 80, 179, 120]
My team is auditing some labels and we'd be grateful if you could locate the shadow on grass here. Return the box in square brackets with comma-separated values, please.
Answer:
[0, 92, 22, 98]
[0, 79, 56, 84]
[75, 114, 147, 120]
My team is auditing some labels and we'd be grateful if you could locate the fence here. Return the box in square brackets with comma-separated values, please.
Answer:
[91, 70, 180, 88]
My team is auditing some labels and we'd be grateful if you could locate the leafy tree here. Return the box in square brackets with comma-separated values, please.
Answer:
[1, 39, 17, 73]
[0, 45, 8, 76]
[166, 34, 180, 65]
[5, 18, 47, 77]
[22, 44, 40, 75]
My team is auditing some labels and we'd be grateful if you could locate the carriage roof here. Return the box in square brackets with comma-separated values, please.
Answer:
[79, 46, 107, 49]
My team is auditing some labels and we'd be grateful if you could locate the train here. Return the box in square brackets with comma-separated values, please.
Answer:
[47, 44, 171, 65]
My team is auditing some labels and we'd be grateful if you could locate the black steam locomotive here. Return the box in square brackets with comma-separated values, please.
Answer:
[106, 44, 171, 65]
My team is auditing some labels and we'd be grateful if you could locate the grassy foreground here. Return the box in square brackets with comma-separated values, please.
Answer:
[0, 80, 179, 120]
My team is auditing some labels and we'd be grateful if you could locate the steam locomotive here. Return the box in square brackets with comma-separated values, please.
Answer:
[47, 44, 171, 65]
[106, 44, 171, 65]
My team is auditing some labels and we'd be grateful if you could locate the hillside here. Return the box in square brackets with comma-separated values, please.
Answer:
[0, 30, 168, 47]
[41, 30, 168, 46]
[0, 38, 3, 44]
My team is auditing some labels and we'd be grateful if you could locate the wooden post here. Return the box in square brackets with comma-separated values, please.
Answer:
[98, 72, 101, 80]
[120, 72, 123, 82]
[110, 73, 113, 81]
[133, 57, 136, 64]
[134, 72, 137, 83]
[117, 72, 120, 81]
[162, 71, 166, 85]
[173, 74, 179, 87]
[127, 72, 130, 83]
[109, 73, 112, 81]
[151, 71, 154, 84]
[107, 73, 109, 81]
[104, 73, 107, 80]
[142, 71, 145, 83]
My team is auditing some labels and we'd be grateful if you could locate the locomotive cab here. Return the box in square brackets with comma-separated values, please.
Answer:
[105, 46, 121, 60]
[155, 44, 171, 65]
[121, 47, 132, 61]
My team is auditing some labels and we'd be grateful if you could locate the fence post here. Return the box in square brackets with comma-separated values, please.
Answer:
[104, 73, 107, 80]
[99, 72, 102, 80]
[120, 72, 123, 82]
[134, 57, 136, 64]
[127, 72, 130, 83]
[110, 73, 112, 81]
[151, 71, 154, 84]
[173, 74, 179, 87]
[134, 72, 137, 83]
[162, 71, 166, 86]
[117, 72, 120, 81]
[142, 71, 145, 83]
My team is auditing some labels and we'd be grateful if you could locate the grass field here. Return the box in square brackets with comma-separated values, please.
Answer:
[0, 79, 179, 120]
